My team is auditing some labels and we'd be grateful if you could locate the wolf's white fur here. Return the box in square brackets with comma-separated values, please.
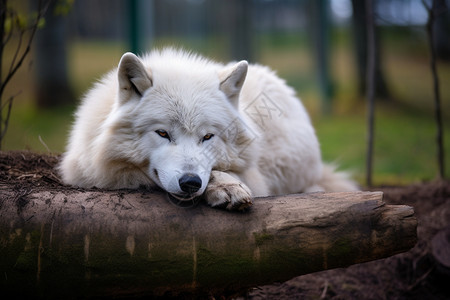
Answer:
[59, 48, 357, 209]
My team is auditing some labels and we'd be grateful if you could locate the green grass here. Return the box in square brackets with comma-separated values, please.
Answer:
[1, 33, 450, 186]
[3, 104, 75, 153]
[315, 104, 450, 186]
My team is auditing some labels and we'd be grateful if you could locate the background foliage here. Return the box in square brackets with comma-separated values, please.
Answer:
[1, 0, 449, 186]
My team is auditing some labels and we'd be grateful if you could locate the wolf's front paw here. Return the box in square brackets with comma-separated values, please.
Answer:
[205, 182, 253, 210]
[205, 171, 253, 211]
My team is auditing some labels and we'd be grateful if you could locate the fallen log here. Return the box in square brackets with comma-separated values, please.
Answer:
[0, 187, 416, 298]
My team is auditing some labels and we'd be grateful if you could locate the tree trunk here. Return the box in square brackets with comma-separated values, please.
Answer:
[34, 0, 74, 108]
[433, 2, 450, 60]
[426, 0, 446, 179]
[0, 188, 417, 298]
[365, 0, 376, 188]
[312, 0, 333, 113]
[351, 0, 389, 99]
[227, 0, 253, 61]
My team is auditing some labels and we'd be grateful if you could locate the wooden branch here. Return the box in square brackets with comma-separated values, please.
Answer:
[0, 188, 417, 298]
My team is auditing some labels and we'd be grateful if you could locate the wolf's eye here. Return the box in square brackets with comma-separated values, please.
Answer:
[202, 133, 214, 142]
[155, 130, 171, 141]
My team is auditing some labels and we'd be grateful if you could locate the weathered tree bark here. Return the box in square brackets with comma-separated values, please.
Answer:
[0, 188, 416, 298]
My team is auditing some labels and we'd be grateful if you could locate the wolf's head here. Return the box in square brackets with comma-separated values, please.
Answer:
[104, 50, 255, 201]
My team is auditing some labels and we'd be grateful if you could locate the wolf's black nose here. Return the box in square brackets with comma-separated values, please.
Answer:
[179, 173, 202, 194]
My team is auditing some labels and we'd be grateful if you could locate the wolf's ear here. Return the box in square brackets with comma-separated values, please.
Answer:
[117, 52, 152, 104]
[219, 61, 248, 108]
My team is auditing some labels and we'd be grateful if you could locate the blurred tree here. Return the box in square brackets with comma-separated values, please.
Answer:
[34, 0, 74, 108]
[424, 0, 447, 179]
[128, 0, 141, 54]
[227, 0, 253, 61]
[365, 0, 376, 187]
[68, 0, 125, 40]
[433, 2, 450, 60]
[128, 0, 153, 54]
[0, 0, 49, 149]
[351, 0, 389, 100]
[311, 0, 333, 113]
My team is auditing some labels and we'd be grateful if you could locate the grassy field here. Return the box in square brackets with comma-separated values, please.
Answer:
[1, 33, 450, 186]
[315, 105, 450, 185]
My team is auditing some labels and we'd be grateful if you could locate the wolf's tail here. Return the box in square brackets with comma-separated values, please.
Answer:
[317, 164, 359, 192]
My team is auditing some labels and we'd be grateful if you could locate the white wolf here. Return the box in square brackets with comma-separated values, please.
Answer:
[59, 48, 357, 210]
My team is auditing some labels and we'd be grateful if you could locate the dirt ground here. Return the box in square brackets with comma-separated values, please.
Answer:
[1, 151, 449, 299]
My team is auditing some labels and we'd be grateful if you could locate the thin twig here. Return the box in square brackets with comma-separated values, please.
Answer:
[2, 11, 14, 47]
[407, 266, 434, 291]
[8, 25, 23, 75]
[38, 135, 51, 153]
[0, 0, 48, 97]
[0, 90, 20, 110]
[320, 280, 329, 299]
[0, 0, 50, 149]
[0, 0, 7, 147]
[0, 94, 13, 140]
